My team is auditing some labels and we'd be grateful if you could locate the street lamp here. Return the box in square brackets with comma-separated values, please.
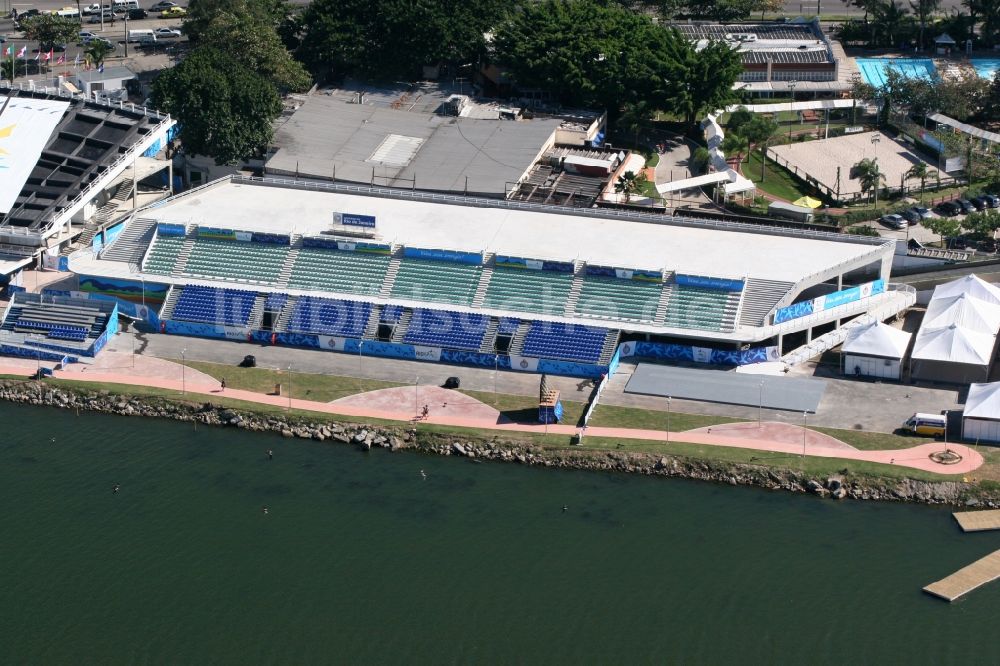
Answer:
[802, 411, 808, 457]
[181, 347, 186, 395]
[787, 81, 798, 143]
[758, 379, 764, 428]
[415, 375, 420, 418]
[666, 396, 671, 443]
[287, 364, 292, 411]
[871, 133, 881, 208]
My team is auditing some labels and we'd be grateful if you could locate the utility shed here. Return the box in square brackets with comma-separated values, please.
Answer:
[842, 320, 912, 380]
[963, 382, 1000, 443]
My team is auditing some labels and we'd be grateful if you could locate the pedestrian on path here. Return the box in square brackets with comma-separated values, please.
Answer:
[220, 377, 226, 392]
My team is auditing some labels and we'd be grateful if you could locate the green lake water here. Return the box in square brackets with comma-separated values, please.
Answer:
[1, 403, 999, 664]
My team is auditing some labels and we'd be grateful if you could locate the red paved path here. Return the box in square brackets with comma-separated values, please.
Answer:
[0, 357, 982, 475]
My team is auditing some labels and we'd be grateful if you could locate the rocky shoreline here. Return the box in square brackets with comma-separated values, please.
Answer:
[3, 378, 997, 507]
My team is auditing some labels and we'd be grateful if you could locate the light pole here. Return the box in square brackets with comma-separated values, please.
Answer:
[287, 364, 292, 411]
[787, 81, 797, 144]
[943, 409, 949, 451]
[415, 375, 420, 418]
[493, 354, 498, 405]
[871, 133, 881, 209]
[181, 347, 186, 395]
[666, 396, 671, 443]
[758, 379, 764, 428]
[802, 411, 808, 457]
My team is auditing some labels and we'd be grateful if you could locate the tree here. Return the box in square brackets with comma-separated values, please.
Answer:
[84, 40, 113, 70]
[981, 71, 1000, 122]
[297, 0, 510, 81]
[909, 0, 939, 50]
[871, 0, 909, 48]
[924, 215, 962, 244]
[615, 170, 648, 203]
[961, 210, 1000, 238]
[905, 162, 936, 200]
[151, 47, 281, 164]
[183, 0, 309, 92]
[660, 32, 742, 126]
[19, 14, 80, 50]
[854, 157, 885, 207]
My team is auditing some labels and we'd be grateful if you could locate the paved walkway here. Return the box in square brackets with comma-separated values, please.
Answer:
[0, 354, 981, 475]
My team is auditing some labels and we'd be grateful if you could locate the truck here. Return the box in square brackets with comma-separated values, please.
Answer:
[902, 413, 947, 437]
[767, 201, 815, 224]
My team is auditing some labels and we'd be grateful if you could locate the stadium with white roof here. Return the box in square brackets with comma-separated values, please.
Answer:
[66, 176, 915, 378]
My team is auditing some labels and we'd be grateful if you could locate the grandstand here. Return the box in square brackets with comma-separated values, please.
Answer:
[0, 291, 117, 360]
[75, 176, 911, 378]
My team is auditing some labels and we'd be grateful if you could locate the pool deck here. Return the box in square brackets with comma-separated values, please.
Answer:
[923, 548, 1000, 602]
[953, 509, 1000, 532]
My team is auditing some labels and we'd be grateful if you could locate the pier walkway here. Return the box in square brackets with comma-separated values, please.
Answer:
[953, 509, 1000, 532]
[924, 549, 1000, 602]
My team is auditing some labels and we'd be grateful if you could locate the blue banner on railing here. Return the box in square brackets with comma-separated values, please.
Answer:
[157, 223, 186, 237]
[251, 232, 290, 245]
[403, 247, 482, 265]
[773, 279, 885, 324]
[334, 212, 376, 228]
[496, 255, 544, 270]
[675, 274, 745, 291]
[198, 227, 237, 241]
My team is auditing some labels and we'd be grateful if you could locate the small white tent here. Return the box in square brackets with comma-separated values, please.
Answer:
[962, 382, 1000, 442]
[924, 293, 1000, 334]
[931, 274, 1000, 306]
[911, 323, 996, 383]
[842, 321, 912, 380]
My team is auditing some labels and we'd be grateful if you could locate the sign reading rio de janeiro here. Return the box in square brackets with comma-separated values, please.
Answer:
[333, 212, 377, 228]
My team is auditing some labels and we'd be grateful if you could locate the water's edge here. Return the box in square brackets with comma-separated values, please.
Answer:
[2, 378, 996, 507]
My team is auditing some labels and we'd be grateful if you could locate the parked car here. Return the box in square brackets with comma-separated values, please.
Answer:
[910, 206, 933, 220]
[154, 27, 181, 38]
[87, 9, 116, 22]
[899, 209, 920, 225]
[984, 194, 1000, 209]
[957, 199, 976, 214]
[148, 0, 177, 10]
[880, 213, 907, 229]
[82, 3, 102, 14]
[970, 196, 989, 211]
[78, 30, 98, 43]
[936, 201, 961, 217]
[128, 8, 149, 18]
[948, 236, 968, 250]
[978, 239, 998, 253]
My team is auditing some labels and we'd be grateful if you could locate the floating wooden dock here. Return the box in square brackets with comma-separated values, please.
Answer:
[953, 509, 1000, 533]
[923, 549, 1000, 602]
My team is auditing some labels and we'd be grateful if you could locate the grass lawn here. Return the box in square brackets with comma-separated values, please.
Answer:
[182, 360, 401, 402]
[645, 152, 660, 168]
[744, 150, 812, 202]
[811, 426, 928, 450]
[588, 403, 738, 431]
[460, 389, 587, 426]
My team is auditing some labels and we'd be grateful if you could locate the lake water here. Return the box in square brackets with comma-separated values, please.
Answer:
[2, 403, 999, 664]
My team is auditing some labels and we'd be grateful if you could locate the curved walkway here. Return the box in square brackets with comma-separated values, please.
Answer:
[0, 355, 980, 476]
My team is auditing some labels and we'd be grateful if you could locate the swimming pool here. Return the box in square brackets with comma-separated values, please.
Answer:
[855, 58, 938, 87]
[971, 59, 1000, 80]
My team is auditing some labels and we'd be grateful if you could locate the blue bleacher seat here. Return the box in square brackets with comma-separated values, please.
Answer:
[173, 286, 256, 326]
[522, 321, 607, 363]
[403, 309, 489, 351]
[497, 318, 520, 335]
[381, 305, 404, 323]
[265, 293, 288, 311]
[287, 296, 371, 337]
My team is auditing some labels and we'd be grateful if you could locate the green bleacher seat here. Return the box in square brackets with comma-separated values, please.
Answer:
[183, 239, 288, 283]
[143, 235, 184, 274]
[576, 276, 662, 322]
[483, 268, 573, 315]
[287, 248, 390, 296]
[391, 259, 481, 306]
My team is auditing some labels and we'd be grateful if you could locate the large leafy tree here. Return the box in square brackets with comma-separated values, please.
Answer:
[871, 0, 909, 47]
[984, 72, 1000, 122]
[184, 0, 309, 92]
[84, 40, 113, 70]
[909, 0, 939, 50]
[19, 14, 80, 50]
[152, 47, 281, 164]
[296, 0, 509, 80]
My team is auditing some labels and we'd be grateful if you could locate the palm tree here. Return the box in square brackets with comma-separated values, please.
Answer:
[614, 170, 647, 204]
[905, 162, 936, 201]
[854, 158, 886, 207]
[84, 39, 112, 70]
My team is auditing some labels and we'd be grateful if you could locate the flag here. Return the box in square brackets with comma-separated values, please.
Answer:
[98, 63, 104, 73]
[33, 52, 39, 61]
[16, 46, 26, 58]
[3, 46, 10, 57]
[56, 55, 65, 65]
[73, 54, 80, 66]
[42, 51, 51, 62]
[47, 48, 54, 61]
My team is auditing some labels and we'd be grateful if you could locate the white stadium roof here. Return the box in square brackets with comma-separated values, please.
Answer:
[140, 178, 882, 282]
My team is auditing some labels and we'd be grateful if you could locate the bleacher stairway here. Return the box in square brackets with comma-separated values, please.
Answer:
[564, 260, 586, 316]
[598, 330, 620, 365]
[362, 306, 382, 340]
[171, 226, 198, 276]
[653, 271, 675, 325]
[380, 246, 403, 298]
[478, 317, 500, 353]
[508, 321, 532, 355]
[100, 217, 158, 265]
[159, 286, 181, 320]
[276, 235, 302, 287]
[390, 309, 413, 343]
[246, 294, 268, 330]
[471, 253, 495, 308]
[738, 278, 795, 327]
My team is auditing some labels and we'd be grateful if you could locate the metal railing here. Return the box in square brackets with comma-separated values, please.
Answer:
[768, 283, 915, 336]
[1, 82, 171, 121]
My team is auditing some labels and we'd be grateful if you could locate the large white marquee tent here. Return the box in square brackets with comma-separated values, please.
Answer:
[962, 381, 1000, 443]
[842, 320, 912, 380]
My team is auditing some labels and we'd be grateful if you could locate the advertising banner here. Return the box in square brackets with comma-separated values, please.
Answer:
[413, 345, 442, 362]
[692, 346, 713, 363]
[675, 274, 745, 291]
[222, 326, 248, 341]
[316, 335, 347, 351]
[198, 227, 237, 241]
[333, 212, 376, 228]
[403, 247, 482, 265]
[157, 223, 187, 237]
[508, 355, 540, 372]
[235, 231, 253, 242]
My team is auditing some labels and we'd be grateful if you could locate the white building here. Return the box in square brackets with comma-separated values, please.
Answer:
[962, 382, 1000, 443]
[842, 320, 911, 380]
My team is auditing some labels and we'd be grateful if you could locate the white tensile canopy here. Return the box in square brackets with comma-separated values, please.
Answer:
[842, 321, 911, 360]
[924, 293, 1000, 334]
[931, 274, 1000, 306]
[911, 323, 995, 365]
[964, 382, 1000, 419]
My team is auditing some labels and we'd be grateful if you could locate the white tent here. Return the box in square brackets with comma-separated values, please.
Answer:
[931, 274, 1000, 306]
[935, 33, 957, 45]
[842, 321, 912, 380]
[924, 293, 1000, 334]
[911, 323, 996, 383]
[962, 382, 1000, 442]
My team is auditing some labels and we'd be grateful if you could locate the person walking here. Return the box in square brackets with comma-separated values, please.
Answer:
[220, 377, 226, 392]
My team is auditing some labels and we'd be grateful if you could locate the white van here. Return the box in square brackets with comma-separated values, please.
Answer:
[902, 413, 947, 437]
[127, 29, 156, 43]
[114, 0, 140, 12]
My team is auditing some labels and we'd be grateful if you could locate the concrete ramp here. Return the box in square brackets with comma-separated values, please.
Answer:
[625, 364, 827, 413]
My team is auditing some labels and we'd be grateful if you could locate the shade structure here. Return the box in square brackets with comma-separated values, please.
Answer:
[962, 382, 1000, 442]
[792, 196, 823, 209]
[843, 321, 912, 380]
[924, 293, 1000, 335]
[931, 274, 1000, 307]
[911, 324, 996, 384]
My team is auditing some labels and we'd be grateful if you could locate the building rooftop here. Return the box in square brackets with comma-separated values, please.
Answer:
[123, 178, 885, 283]
[76, 66, 137, 83]
[266, 84, 600, 197]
